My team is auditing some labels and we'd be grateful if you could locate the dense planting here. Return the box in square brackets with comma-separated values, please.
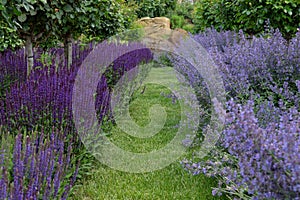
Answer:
[194, 0, 300, 39]
[1, 0, 298, 199]
[0, 44, 92, 132]
[0, 43, 153, 131]
[0, 41, 153, 199]
[1, 16, 299, 198]
[181, 29, 300, 199]
[0, 128, 78, 200]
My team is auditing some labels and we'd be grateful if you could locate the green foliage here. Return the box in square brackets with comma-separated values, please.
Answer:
[69, 0, 136, 42]
[194, 0, 300, 39]
[0, 21, 23, 51]
[182, 23, 196, 34]
[169, 1, 195, 21]
[0, 129, 14, 176]
[1, 0, 53, 39]
[0, 0, 137, 50]
[170, 15, 185, 29]
[135, 0, 177, 18]
[36, 52, 53, 67]
[193, 0, 233, 32]
[167, 1, 196, 33]
[70, 145, 98, 183]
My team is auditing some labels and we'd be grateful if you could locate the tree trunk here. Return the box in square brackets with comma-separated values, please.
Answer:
[64, 35, 73, 69]
[25, 35, 34, 76]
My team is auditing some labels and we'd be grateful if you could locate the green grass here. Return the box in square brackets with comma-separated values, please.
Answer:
[71, 163, 223, 200]
[70, 67, 226, 200]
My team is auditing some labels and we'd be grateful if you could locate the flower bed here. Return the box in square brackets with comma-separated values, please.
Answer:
[181, 29, 300, 199]
[0, 41, 153, 199]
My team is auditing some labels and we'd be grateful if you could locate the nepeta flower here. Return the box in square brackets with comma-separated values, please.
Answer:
[182, 28, 300, 199]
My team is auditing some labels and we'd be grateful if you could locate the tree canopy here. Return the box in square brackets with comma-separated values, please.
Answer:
[0, 0, 136, 72]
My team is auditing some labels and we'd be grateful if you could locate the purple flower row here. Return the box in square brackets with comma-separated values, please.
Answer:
[0, 42, 153, 131]
[181, 29, 300, 199]
[193, 28, 300, 99]
[0, 41, 153, 199]
[0, 128, 78, 200]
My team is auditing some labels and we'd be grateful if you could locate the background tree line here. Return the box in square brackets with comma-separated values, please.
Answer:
[1, 0, 299, 74]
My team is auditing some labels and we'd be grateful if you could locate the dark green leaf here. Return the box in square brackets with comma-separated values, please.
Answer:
[63, 4, 73, 12]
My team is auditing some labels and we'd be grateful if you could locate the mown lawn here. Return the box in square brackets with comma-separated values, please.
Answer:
[70, 67, 226, 200]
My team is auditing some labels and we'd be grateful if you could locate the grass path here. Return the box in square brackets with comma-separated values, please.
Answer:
[70, 67, 226, 200]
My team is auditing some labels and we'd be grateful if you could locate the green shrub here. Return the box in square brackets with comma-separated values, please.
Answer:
[135, 0, 177, 18]
[193, 0, 300, 39]
[193, 0, 234, 32]
[170, 15, 185, 29]
[182, 24, 196, 34]
[167, 1, 197, 33]
[170, 1, 194, 21]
